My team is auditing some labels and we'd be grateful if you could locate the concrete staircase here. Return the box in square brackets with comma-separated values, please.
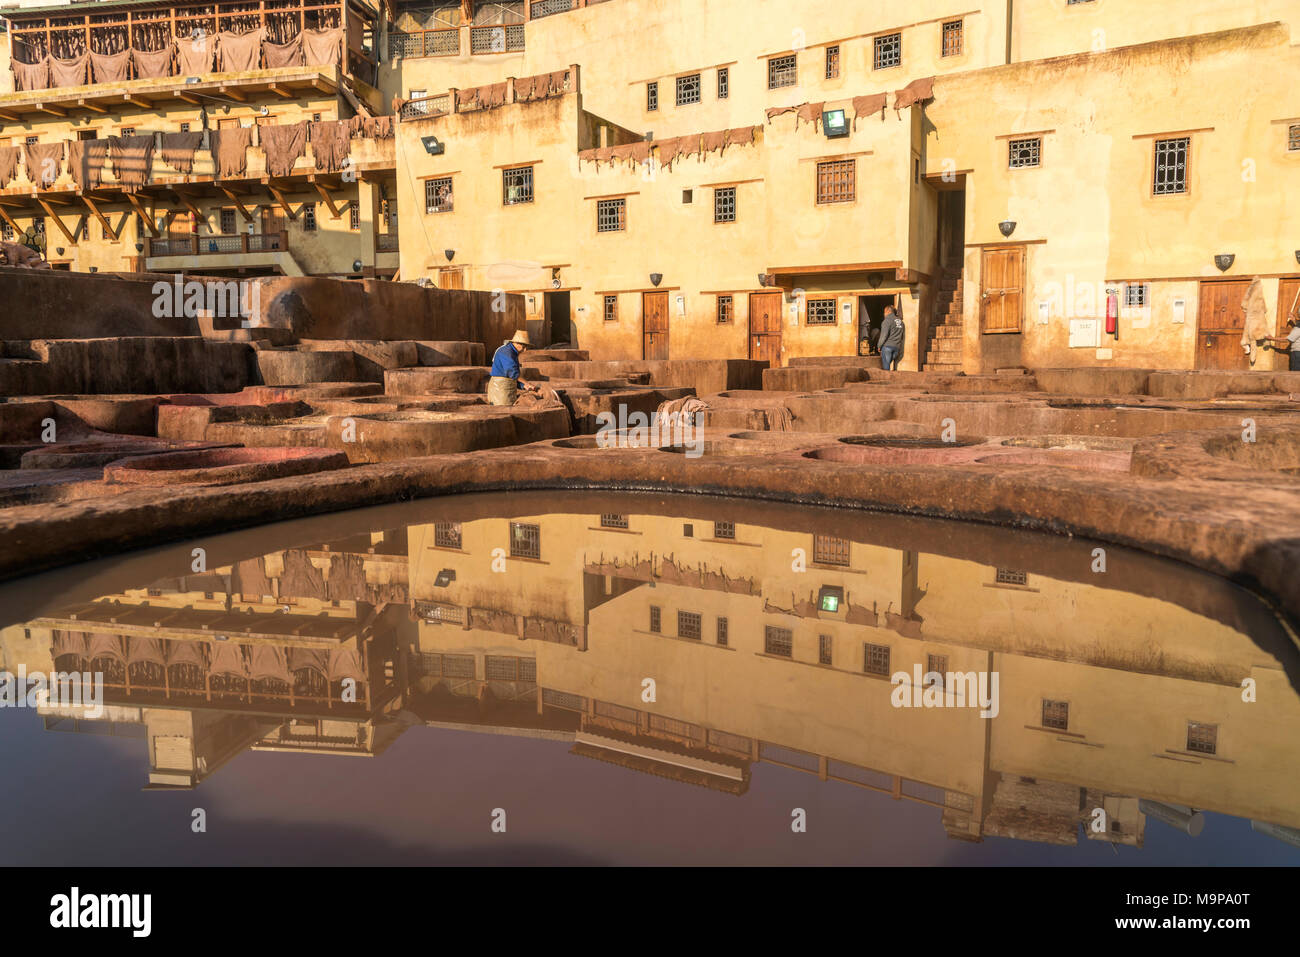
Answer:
[925, 269, 965, 373]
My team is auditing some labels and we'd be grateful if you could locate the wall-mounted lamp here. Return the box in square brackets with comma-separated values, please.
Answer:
[352, 259, 363, 273]
[757, 273, 769, 287]
[88, 266, 98, 273]
[1294, 250, 1299, 266]
[135, 241, 144, 253]
[420, 135, 445, 156]
[1214, 254, 1235, 272]
[998, 220, 1016, 238]
[649, 272, 663, 287]
[55, 247, 64, 256]
[444, 249, 455, 262]
[867, 272, 883, 289]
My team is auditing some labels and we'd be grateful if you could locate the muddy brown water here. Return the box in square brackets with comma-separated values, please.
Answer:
[0, 491, 1296, 866]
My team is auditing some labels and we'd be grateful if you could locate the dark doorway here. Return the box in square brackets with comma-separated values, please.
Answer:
[544, 290, 570, 347]
[857, 294, 898, 357]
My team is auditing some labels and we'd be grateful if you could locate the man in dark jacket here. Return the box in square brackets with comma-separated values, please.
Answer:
[877, 305, 905, 370]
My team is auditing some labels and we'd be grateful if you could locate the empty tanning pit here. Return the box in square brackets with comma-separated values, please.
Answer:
[840, 435, 985, 449]
[103, 447, 348, 487]
[20, 439, 230, 470]
[1001, 435, 1134, 452]
[326, 410, 519, 462]
[974, 449, 1131, 471]
[806, 441, 995, 466]
[552, 432, 663, 451]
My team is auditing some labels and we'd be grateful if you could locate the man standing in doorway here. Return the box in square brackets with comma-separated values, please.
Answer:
[488, 330, 536, 406]
[877, 305, 905, 371]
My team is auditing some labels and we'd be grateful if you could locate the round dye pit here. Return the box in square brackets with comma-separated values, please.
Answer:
[103, 446, 348, 486]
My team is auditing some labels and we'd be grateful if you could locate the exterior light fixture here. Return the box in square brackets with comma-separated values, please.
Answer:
[55, 247, 64, 256]
[1294, 250, 1299, 266]
[352, 259, 363, 272]
[757, 273, 769, 287]
[998, 220, 1016, 237]
[822, 108, 849, 139]
[1214, 254, 1235, 272]
[867, 272, 883, 289]
[650, 273, 663, 287]
[135, 241, 144, 253]
[818, 585, 844, 613]
[445, 249, 455, 262]
[89, 266, 98, 273]
[434, 569, 455, 588]
[420, 135, 445, 156]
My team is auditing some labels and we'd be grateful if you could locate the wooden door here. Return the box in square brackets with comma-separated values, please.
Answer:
[643, 291, 669, 360]
[748, 292, 783, 365]
[1279, 278, 1300, 338]
[260, 206, 286, 249]
[438, 267, 464, 289]
[1196, 280, 1251, 370]
[980, 246, 1024, 333]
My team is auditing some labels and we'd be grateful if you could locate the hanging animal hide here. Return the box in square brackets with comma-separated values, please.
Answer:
[262, 34, 303, 69]
[132, 46, 174, 79]
[160, 131, 204, 173]
[852, 93, 888, 129]
[13, 57, 51, 91]
[23, 141, 64, 188]
[894, 76, 935, 112]
[0, 147, 20, 188]
[258, 121, 307, 177]
[796, 102, 825, 131]
[765, 105, 797, 123]
[218, 29, 264, 73]
[65, 138, 109, 190]
[90, 49, 131, 83]
[108, 135, 155, 190]
[303, 27, 343, 68]
[309, 119, 352, 172]
[210, 125, 253, 179]
[175, 34, 216, 75]
[49, 53, 89, 87]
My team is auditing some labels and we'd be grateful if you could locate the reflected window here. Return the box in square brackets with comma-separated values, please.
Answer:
[1042, 699, 1069, 730]
[716, 617, 729, 647]
[864, 642, 890, 676]
[813, 534, 850, 566]
[600, 513, 628, 529]
[818, 634, 833, 666]
[434, 522, 462, 549]
[927, 654, 948, 690]
[995, 567, 1027, 586]
[714, 521, 735, 540]
[678, 611, 702, 640]
[765, 625, 793, 657]
[649, 606, 662, 633]
[509, 522, 540, 559]
[1187, 721, 1217, 755]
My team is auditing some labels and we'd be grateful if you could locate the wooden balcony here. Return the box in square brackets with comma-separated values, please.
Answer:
[146, 230, 288, 258]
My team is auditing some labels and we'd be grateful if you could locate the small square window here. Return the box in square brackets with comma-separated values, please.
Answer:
[816, 159, 855, 204]
[1008, 137, 1041, 168]
[603, 295, 619, 322]
[179, 122, 191, 133]
[682, 189, 693, 204]
[1289, 123, 1300, 151]
[942, 20, 963, 57]
[825, 45, 840, 79]
[807, 298, 837, 325]
[714, 521, 735, 540]
[647, 81, 659, 111]
[219, 208, 236, 234]
[926, 654, 948, 689]
[1124, 282, 1149, 308]
[509, 521, 540, 560]
[1042, 699, 1069, 730]
[349, 203, 359, 230]
[768, 54, 797, 89]
[119, 128, 135, 138]
[302, 203, 317, 231]
[874, 32, 902, 70]
[716, 295, 733, 324]
[600, 512, 627, 528]
[0, 222, 12, 241]
[995, 567, 1027, 586]
[717, 67, 729, 99]
[683, 523, 693, 537]
[864, 642, 891, 676]
[503, 166, 534, 205]
[649, 606, 661, 633]
[25, 135, 39, 146]
[596, 197, 626, 232]
[713, 186, 736, 223]
[678, 611, 702, 640]
[1153, 136, 1190, 195]
[425, 176, 453, 213]
[1187, 721, 1217, 755]
[716, 617, 728, 646]
[813, 534, 850, 566]
[675, 73, 701, 106]
[818, 634, 833, 666]
[765, 625, 793, 658]
[434, 522, 462, 549]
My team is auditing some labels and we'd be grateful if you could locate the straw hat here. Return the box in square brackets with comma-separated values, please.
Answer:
[509, 330, 531, 347]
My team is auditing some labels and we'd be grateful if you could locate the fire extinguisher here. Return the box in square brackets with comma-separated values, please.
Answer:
[1105, 288, 1119, 339]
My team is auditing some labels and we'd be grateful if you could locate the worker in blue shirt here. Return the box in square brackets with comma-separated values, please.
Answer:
[487, 329, 534, 405]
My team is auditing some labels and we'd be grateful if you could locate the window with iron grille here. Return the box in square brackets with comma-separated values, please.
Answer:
[942, 19, 963, 57]
[1008, 137, 1041, 168]
[874, 32, 901, 69]
[1042, 699, 1069, 730]
[807, 298, 837, 325]
[676, 73, 701, 106]
[349, 203, 359, 230]
[864, 642, 891, 676]
[714, 521, 735, 540]
[503, 165, 534, 205]
[825, 45, 840, 79]
[1124, 283, 1149, 308]
[542, 688, 585, 712]
[717, 67, 729, 99]
[485, 656, 520, 680]
[1153, 137, 1189, 195]
[302, 203, 317, 231]
[434, 521, 462, 549]
[509, 521, 540, 559]
[101, 222, 111, 240]
[768, 54, 797, 89]
[714, 186, 736, 223]
[818, 634, 833, 666]
[603, 295, 618, 322]
[219, 208, 236, 234]
[816, 159, 855, 203]
[649, 606, 661, 633]
[765, 625, 793, 657]
[813, 534, 851, 566]
[518, 658, 537, 682]
[600, 512, 627, 528]
[678, 611, 702, 640]
[1187, 721, 1217, 755]
[0, 222, 11, 241]
[425, 176, 453, 213]
[596, 197, 626, 232]
[647, 81, 658, 111]
[716, 295, 733, 324]
[716, 617, 728, 646]
[1290, 124, 1300, 151]
[927, 654, 948, 689]
[995, 567, 1028, 586]
[442, 654, 475, 678]
[78, 219, 88, 240]
[119, 128, 135, 138]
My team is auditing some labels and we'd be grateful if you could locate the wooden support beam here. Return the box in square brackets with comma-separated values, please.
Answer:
[267, 83, 295, 99]
[0, 205, 21, 236]
[125, 192, 160, 236]
[77, 98, 109, 114]
[218, 186, 254, 222]
[173, 90, 202, 106]
[36, 198, 77, 245]
[36, 103, 67, 118]
[171, 191, 208, 229]
[313, 183, 342, 219]
[267, 185, 297, 220]
[0, 111, 19, 123]
[123, 94, 154, 109]
[82, 196, 118, 240]
[30, 194, 70, 206]
[219, 85, 246, 102]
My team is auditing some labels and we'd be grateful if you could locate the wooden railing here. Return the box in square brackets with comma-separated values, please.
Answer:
[146, 231, 288, 258]
[388, 26, 461, 59]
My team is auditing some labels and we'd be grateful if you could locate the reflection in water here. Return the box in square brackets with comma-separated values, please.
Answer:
[1, 492, 1298, 863]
